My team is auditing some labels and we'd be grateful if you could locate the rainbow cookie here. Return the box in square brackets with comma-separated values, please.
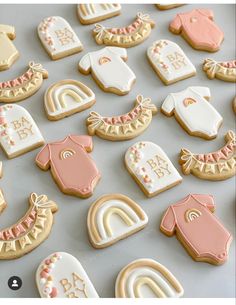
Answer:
[77, 3, 121, 25]
[38, 16, 83, 60]
[0, 24, 19, 71]
[180, 131, 236, 181]
[0, 62, 48, 103]
[93, 12, 155, 48]
[87, 194, 148, 248]
[87, 95, 157, 141]
[203, 59, 236, 82]
[160, 194, 233, 265]
[115, 259, 184, 298]
[125, 141, 182, 197]
[44, 79, 95, 121]
[0, 193, 58, 260]
[36, 252, 99, 298]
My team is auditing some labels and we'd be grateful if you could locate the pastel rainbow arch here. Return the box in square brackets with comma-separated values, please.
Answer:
[183, 97, 196, 107]
[99, 56, 111, 65]
[87, 194, 148, 248]
[60, 149, 76, 160]
[185, 208, 202, 222]
[115, 259, 184, 298]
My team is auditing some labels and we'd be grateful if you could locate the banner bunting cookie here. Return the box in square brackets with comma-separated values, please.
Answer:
[203, 58, 236, 82]
[0, 61, 48, 103]
[180, 131, 236, 181]
[0, 193, 58, 260]
[115, 259, 184, 298]
[87, 194, 148, 248]
[93, 12, 155, 47]
[87, 95, 157, 141]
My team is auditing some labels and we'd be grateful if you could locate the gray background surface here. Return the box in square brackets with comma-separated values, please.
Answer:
[0, 3, 235, 298]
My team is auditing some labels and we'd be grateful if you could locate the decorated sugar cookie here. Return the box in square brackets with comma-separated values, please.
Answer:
[0, 190, 6, 214]
[125, 142, 182, 197]
[161, 86, 223, 140]
[156, 4, 184, 10]
[77, 3, 121, 25]
[180, 131, 236, 181]
[0, 62, 48, 103]
[203, 59, 236, 82]
[36, 252, 99, 298]
[0, 24, 19, 71]
[87, 95, 157, 141]
[36, 135, 101, 198]
[93, 12, 155, 48]
[87, 194, 148, 248]
[233, 97, 236, 114]
[0, 162, 2, 179]
[169, 9, 224, 52]
[0, 193, 58, 260]
[44, 79, 95, 121]
[38, 16, 83, 60]
[160, 194, 233, 265]
[147, 40, 196, 85]
[115, 259, 184, 298]
[0, 104, 45, 159]
[78, 47, 136, 95]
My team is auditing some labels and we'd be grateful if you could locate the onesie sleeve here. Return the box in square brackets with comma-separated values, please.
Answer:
[191, 86, 211, 100]
[78, 53, 91, 73]
[198, 9, 214, 20]
[35, 144, 50, 170]
[169, 15, 182, 33]
[160, 206, 176, 236]
[161, 94, 175, 115]
[193, 194, 215, 211]
[108, 47, 127, 60]
[70, 135, 93, 152]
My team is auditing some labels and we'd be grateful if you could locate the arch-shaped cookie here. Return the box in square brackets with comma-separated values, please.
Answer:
[115, 259, 184, 298]
[0, 62, 48, 103]
[0, 193, 57, 260]
[87, 95, 157, 141]
[87, 194, 148, 248]
[45, 79, 95, 121]
[93, 12, 155, 48]
[203, 59, 236, 82]
[180, 130, 236, 181]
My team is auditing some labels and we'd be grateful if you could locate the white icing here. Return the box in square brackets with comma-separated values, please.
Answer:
[0, 104, 44, 158]
[125, 141, 182, 196]
[147, 40, 196, 83]
[161, 86, 223, 138]
[78, 4, 121, 21]
[95, 199, 148, 245]
[38, 16, 83, 57]
[45, 83, 95, 117]
[36, 252, 99, 298]
[78, 47, 136, 94]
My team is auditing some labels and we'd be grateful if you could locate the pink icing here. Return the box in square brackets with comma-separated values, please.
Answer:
[220, 60, 236, 68]
[103, 105, 141, 125]
[0, 70, 33, 89]
[109, 18, 142, 35]
[196, 143, 235, 163]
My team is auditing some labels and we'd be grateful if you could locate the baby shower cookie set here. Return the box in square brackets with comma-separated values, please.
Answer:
[0, 3, 235, 299]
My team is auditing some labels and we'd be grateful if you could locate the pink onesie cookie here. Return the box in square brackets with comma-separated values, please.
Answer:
[160, 194, 232, 265]
[36, 135, 101, 198]
[169, 9, 224, 52]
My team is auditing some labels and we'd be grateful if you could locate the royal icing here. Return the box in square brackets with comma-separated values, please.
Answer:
[36, 252, 99, 298]
[93, 12, 155, 47]
[115, 259, 184, 298]
[0, 104, 45, 159]
[0, 189, 6, 214]
[125, 141, 182, 197]
[78, 47, 136, 95]
[77, 3, 121, 24]
[38, 16, 83, 60]
[233, 97, 236, 114]
[0, 193, 58, 260]
[169, 9, 224, 52]
[87, 95, 157, 141]
[180, 131, 236, 180]
[161, 86, 223, 139]
[0, 62, 48, 103]
[0, 24, 19, 71]
[147, 39, 196, 85]
[0, 162, 2, 179]
[203, 58, 236, 82]
[160, 194, 233, 265]
[35, 135, 101, 198]
[87, 194, 148, 248]
[44, 80, 96, 121]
